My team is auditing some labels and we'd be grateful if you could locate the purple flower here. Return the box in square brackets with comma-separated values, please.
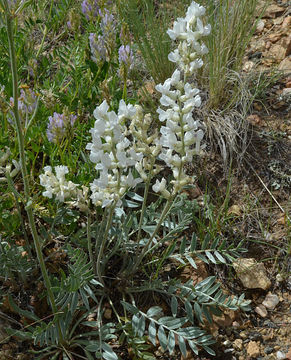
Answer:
[118, 45, 134, 69]
[89, 9, 116, 63]
[8, 87, 38, 125]
[89, 33, 106, 63]
[46, 112, 77, 144]
[81, 0, 100, 21]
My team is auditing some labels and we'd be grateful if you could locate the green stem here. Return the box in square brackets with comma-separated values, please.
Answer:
[4, 1, 63, 343]
[87, 211, 96, 276]
[5, 172, 32, 260]
[130, 195, 175, 275]
[96, 203, 116, 285]
[136, 175, 151, 244]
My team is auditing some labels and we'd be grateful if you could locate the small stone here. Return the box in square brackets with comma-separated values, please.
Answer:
[265, 41, 272, 50]
[269, 44, 286, 61]
[256, 19, 265, 32]
[240, 331, 248, 339]
[234, 339, 243, 351]
[264, 320, 278, 329]
[246, 341, 261, 358]
[282, 88, 291, 97]
[104, 308, 112, 319]
[262, 293, 280, 310]
[276, 273, 284, 282]
[282, 35, 291, 57]
[255, 304, 268, 318]
[232, 321, 240, 328]
[233, 258, 271, 290]
[278, 57, 291, 74]
[264, 4, 285, 18]
[243, 61, 255, 72]
[265, 346, 274, 355]
[277, 351, 286, 360]
[286, 348, 291, 359]
[249, 332, 262, 341]
[223, 340, 232, 347]
[282, 16, 291, 28]
[246, 114, 262, 126]
[269, 33, 281, 43]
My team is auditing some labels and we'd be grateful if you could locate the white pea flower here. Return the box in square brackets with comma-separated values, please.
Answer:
[152, 178, 171, 199]
[39, 166, 78, 202]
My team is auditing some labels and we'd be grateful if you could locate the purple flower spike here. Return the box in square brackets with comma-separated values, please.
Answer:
[8, 87, 38, 125]
[46, 112, 77, 144]
[118, 45, 134, 70]
[81, 0, 100, 21]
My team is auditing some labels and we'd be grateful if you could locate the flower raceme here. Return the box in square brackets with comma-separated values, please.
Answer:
[86, 99, 143, 207]
[152, 2, 209, 196]
[40, 1, 210, 207]
[167, 1, 211, 76]
[46, 111, 77, 144]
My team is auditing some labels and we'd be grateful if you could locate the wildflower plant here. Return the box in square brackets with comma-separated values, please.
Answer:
[36, 2, 251, 358]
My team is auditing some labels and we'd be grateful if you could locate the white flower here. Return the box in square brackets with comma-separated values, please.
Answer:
[152, 178, 171, 199]
[166, 18, 187, 40]
[185, 2, 205, 24]
[39, 166, 78, 202]
[118, 100, 136, 121]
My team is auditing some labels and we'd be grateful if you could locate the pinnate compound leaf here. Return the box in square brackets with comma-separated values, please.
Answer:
[214, 250, 226, 263]
[157, 326, 167, 350]
[148, 320, 156, 345]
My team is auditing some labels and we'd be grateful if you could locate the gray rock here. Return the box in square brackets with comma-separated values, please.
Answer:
[233, 258, 271, 290]
[255, 304, 268, 318]
[223, 340, 232, 347]
[264, 346, 274, 354]
[262, 293, 280, 310]
[276, 351, 286, 359]
[249, 331, 262, 341]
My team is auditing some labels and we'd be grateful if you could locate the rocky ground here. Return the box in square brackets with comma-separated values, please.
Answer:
[196, 1, 291, 359]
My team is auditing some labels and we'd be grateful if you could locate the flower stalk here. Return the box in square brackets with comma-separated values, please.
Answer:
[3, 0, 63, 343]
